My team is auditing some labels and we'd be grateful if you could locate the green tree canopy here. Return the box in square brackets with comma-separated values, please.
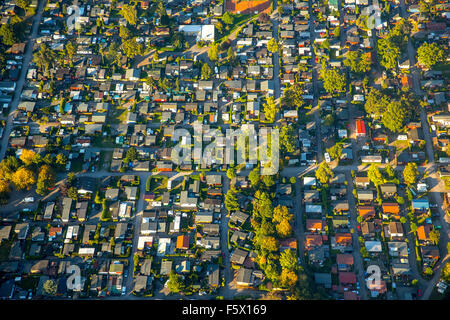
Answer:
[120, 4, 138, 25]
[417, 42, 445, 69]
[377, 37, 400, 70]
[263, 96, 278, 123]
[322, 67, 346, 94]
[315, 162, 334, 185]
[403, 162, 419, 185]
[382, 100, 407, 133]
[267, 38, 279, 53]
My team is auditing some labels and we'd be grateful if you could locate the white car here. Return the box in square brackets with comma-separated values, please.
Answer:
[24, 197, 34, 203]
[122, 286, 126, 296]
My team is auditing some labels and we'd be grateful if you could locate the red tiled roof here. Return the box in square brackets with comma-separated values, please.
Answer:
[339, 272, 357, 284]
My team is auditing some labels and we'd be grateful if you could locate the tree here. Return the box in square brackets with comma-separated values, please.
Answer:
[222, 12, 234, 25]
[43, 280, 57, 296]
[280, 249, 297, 271]
[377, 38, 400, 70]
[20, 149, 36, 166]
[224, 187, 240, 212]
[225, 168, 236, 182]
[216, 21, 223, 34]
[279, 125, 296, 154]
[263, 96, 278, 123]
[403, 163, 419, 185]
[273, 205, 294, 224]
[368, 164, 384, 186]
[55, 154, 67, 167]
[344, 50, 372, 73]
[281, 83, 304, 108]
[208, 43, 219, 62]
[267, 38, 279, 53]
[280, 269, 298, 288]
[125, 147, 138, 162]
[122, 38, 143, 58]
[384, 164, 395, 179]
[0, 179, 10, 195]
[249, 167, 260, 187]
[322, 67, 346, 94]
[315, 162, 333, 185]
[364, 88, 390, 118]
[259, 236, 278, 252]
[382, 100, 406, 133]
[253, 190, 273, 220]
[276, 219, 292, 238]
[201, 63, 212, 80]
[290, 177, 296, 184]
[16, 0, 30, 9]
[326, 143, 343, 161]
[120, 4, 138, 25]
[167, 270, 184, 293]
[262, 175, 276, 188]
[119, 25, 132, 40]
[65, 41, 77, 62]
[12, 167, 35, 191]
[429, 229, 440, 245]
[333, 26, 340, 37]
[36, 165, 56, 196]
[0, 24, 17, 46]
[417, 42, 445, 69]
[410, 222, 418, 233]
[33, 44, 57, 74]
[68, 186, 78, 201]
[226, 46, 235, 64]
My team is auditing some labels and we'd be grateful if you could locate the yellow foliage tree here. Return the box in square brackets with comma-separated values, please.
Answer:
[0, 179, 10, 194]
[260, 236, 278, 252]
[280, 269, 298, 288]
[273, 205, 294, 223]
[20, 149, 36, 166]
[12, 167, 36, 191]
[276, 219, 293, 238]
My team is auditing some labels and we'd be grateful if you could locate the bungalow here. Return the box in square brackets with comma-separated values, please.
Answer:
[305, 234, 323, 250]
[230, 248, 248, 265]
[176, 235, 190, 251]
[417, 225, 433, 244]
[357, 190, 374, 202]
[337, 254, 354, 271]
[306, 219, 323, 233]
[332, 233, 353, 251]
[339, 272, 357, 285]
[361, 221, 376, 239]
[412, 199, 430, 212]
[236, 268, 254, 287]
[380, 184, 397, 196]
[365, 241, 383, 253]
[388, 241, 408, 257]
[387, 222, 404, 240]
[355, 176, 370, 188]
[358, 206, 376, 220]
[355, 119, 366, 137]
[382, 203, 401, 220]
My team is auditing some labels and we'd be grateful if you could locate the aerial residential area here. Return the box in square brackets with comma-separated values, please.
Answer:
[0, 0, 448, 302]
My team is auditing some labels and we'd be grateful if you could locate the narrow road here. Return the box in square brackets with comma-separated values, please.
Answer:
[345, 171, 369, 300]
[0, 0, 47, 161]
